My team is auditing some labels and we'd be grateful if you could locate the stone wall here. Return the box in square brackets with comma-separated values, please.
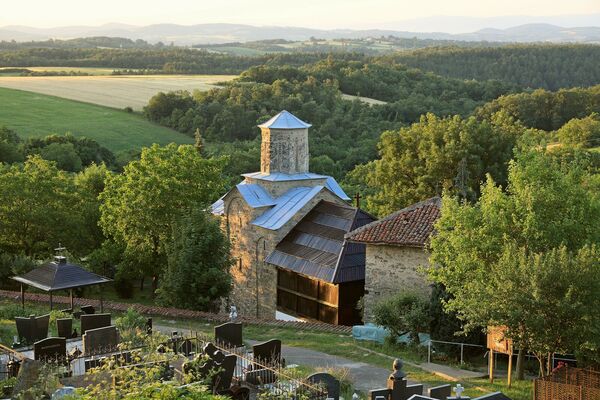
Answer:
[223, 187, 347, 320]
[260, 127, 309, 174]
[363, 245, 432, 322]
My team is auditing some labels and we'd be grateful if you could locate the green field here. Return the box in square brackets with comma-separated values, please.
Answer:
[0, 87, 193, 152]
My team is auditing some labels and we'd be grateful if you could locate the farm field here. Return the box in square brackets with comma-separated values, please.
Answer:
[0, 66, 117, 75]
[0, 74, 238, 110]
[0, 87, 193, 152]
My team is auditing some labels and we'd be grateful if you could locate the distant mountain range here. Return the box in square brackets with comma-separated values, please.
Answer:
[1, 21, 599, 45]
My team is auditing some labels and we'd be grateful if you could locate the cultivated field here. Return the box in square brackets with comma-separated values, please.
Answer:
[0, 87, 193, 152]
[0, 74, 237, 110]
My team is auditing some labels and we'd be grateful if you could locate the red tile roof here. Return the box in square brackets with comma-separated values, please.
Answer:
[345, 197, 441, 247]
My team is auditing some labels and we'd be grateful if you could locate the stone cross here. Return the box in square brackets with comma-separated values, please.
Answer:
[454, 384, 464, 399]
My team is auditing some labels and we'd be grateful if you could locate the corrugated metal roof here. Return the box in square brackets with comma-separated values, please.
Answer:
[252, 186, 324, 230]
[257, 110, 312, 129]
[242, 172, 327, 182]
[12, 259, 111, 291]
[236, 183, 276, 208]
[211, 197, 225, 215]
[265, 201, 376, 283]
[325, 177, 351, 201]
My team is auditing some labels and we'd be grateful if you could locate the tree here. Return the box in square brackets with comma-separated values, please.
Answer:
[0, 126, 23, 164]
[157, 209, 232, 311]
[429, 149, 600, 375]
[360, 112, 524, 216]
[73, 163, 112, 254]
[0, 156, 86, 256]
[193, 128, 205, 157]
[372, 293, 430, 345]
[99, 144, 225, 294]
[556, 114, 600, 148]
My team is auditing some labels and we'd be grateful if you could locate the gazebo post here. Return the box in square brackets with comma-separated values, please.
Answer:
[20, 284, 24, 310]
[100, 286, 104, 313]
[49, 291, 53, 310]
[70, 289, 74, 310]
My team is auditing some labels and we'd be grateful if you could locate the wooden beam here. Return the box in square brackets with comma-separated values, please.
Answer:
[277, 286, 338, 308]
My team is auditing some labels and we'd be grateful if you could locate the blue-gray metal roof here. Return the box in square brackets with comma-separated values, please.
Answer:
[252, 186, 323, 230]
[265, 201, 376, 283]
[258, 110, 312, 129]
[236, 183, 276, 208]
[211, 197, 225, 215]
[242, 171, 327, 182]
[325, 177, 351, 201]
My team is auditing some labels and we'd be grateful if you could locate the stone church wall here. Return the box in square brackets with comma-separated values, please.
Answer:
[363, 245, 432, 322]
[224, 188, 347, 319]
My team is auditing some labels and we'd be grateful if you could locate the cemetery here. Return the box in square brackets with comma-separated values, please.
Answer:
[0, 292, 531, 400]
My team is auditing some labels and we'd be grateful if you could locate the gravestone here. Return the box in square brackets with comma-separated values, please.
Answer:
[80, 305, 95, 314]
[80, 313, 111, 334]
[34, 337, 66, 362]
[307, 372, 341, 400]
[214, 322, 243, 348]
[82, 325, 119, 356]
[370, 388, 391, 400]
[56, 318, 73, 338]
[252, 339, 282, 367]
[15, 314, 50, 344]
[473, 393, 511, 400]
[428, 384, 452, 400]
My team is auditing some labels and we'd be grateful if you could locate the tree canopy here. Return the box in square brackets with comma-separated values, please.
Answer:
[99, 144, 225, 292]
[429, 149, 600, 373]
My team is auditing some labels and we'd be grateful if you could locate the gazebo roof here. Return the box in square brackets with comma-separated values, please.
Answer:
[12, 256, 111, 291]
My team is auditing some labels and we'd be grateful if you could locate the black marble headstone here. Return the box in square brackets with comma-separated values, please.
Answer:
[34, 337, 66, 362]
[307, 372, 341, 400]
[80, 313, 111, 334]
[214, 322, 243, 348]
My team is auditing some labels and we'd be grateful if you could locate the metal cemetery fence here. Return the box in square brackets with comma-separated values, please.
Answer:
[22, 332, 328, 399]
[0, 343, 26, 380]
[534, 366, 600, 400]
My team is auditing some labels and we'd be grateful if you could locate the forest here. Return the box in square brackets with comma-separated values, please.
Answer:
[386, 44, 600, 90]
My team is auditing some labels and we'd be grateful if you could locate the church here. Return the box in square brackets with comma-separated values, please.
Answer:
[211, 110, 375, 325]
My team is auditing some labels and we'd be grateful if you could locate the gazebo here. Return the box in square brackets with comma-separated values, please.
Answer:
[12, 252, 112, 312]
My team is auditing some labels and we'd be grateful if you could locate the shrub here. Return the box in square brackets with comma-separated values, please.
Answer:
[372, 293, 430, 344]
[115, 308, 148, 345]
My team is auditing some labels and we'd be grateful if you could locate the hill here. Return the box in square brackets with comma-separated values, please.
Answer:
[0, 87, 193, 152]
[1, 21, 600, 45]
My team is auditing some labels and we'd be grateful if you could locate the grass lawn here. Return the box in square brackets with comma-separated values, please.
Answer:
[0, 87, 193, 153]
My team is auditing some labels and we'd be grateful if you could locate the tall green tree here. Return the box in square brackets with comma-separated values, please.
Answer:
[358, 112, 524, 216]
[429, 150, 600, 374]
[157, 209, 232, 311]
[0, 156, 85, 256]
[99, 144, 225, 293]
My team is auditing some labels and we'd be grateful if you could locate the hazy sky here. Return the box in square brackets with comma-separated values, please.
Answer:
[3, 0, 600, 30]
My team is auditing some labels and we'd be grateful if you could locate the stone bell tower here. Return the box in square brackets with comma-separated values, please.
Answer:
[258, 110, 311, 175]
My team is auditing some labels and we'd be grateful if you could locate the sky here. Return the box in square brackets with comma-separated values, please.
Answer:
[3, 0, 600, 32]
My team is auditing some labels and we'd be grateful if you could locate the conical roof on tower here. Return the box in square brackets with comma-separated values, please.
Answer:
[258, 110, 312, 129]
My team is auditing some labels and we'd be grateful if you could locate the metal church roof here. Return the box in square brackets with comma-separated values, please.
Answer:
[252, 186, 324, 230]
[265, 201, 376, 283]
[242, 172, 327, 182]
[257, 110, 312, 129]
[12, 257, 111, 292]
[236, 183, 276, 208]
